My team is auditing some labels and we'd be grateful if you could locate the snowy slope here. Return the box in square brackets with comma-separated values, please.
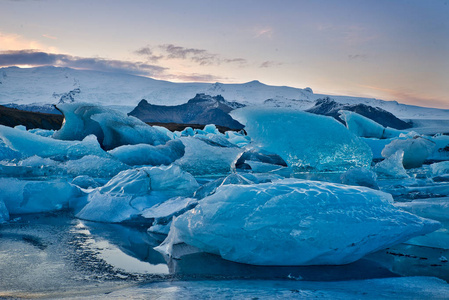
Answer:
[1, 66, 449, 119]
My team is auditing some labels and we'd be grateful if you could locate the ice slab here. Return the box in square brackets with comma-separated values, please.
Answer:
[156, 178, 439, 265]
[340, 167, 379, 189]
[339, 110, 406, 139]
[375, 150, 410, 179]
[108, 139, 185, 166]
[76, 165, 198, 223]
[64, 155, 128, 178]
[231, 108, 372, 172]
[53, 103, 170, 150]
[0, 125, 107, 160]
[382, 136, 436, 169]
[0, 178, 83, 214]
[175, 137, 243, 176]
[430, 161, 449, 177]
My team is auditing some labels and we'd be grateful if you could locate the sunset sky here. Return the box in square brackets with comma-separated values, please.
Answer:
[1, 0, 448, 108]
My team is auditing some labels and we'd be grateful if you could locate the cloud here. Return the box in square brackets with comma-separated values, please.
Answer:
[254, 27, 273, 38]
[348, 54, 367, 60]
[0, 50, 167, 76]
[260, 61, 283, 68]
[160, 44, 218, 65]
[135, 44, 247, 66]
[134, 46, 164, 62]
[162, 72, 225, 82]
[42, 34, 57, 40]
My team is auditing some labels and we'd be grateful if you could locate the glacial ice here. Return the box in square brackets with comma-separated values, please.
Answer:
[339, 110, 406, 139]
[224, 130, 250, 147]
[0, 199, 9, 223]
[231, 108, 372, 171]
[108, 139, 185, 166]
[76, 165, 198, 223]
[430, 161, 449, 177]
[0, 178, 83, 214]
[64, 155, 128, 178]
[375, 150, 410, 179]
[382, 136, 436, 169]
[53, 103, 170, 150]
[175, 137, 243, 175]
[156, 178, 439, 265]
[0, 125, 107, 159]
[71, 175, 102, 189]
[340, 167, 379, 189]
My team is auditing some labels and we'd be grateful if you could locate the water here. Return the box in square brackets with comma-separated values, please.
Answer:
[1, 211, 448, 298]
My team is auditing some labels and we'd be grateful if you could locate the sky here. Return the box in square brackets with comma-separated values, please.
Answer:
[0, 0, 448, 108]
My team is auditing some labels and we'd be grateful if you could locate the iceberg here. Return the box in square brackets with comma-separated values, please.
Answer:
[375, 150, 410, 179]
[0, 199, 9, 223]
[430, 161, 449, 177]
[339, 110, 406, 139]
[0, 178, 83, 214]
[156, 178, 439, 265]
[231, 108, 372, 172]
[76, 165, 198, 223]
[0, 125, 107, 160]
[175, 137, 243, 175]
[382, 136, 436, 169]
[340, 167, 379, 189]
[64, 155, 128, 178]
[53, 103, 170, 150]
[108, 139, 185, 166]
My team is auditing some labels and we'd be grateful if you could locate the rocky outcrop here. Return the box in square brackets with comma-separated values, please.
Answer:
[306, 98, 412, 130]
[128, 94, 245, 130]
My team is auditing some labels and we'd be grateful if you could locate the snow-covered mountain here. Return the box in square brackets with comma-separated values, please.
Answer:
[1, 66, 449, 120]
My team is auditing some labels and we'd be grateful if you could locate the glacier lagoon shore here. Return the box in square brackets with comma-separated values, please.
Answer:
[1, 210, 448, 299]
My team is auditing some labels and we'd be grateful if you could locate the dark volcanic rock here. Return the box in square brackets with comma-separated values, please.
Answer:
[128, 94, 245, 130]
[0, 105, 63, 130]
[306, 97, 412, 130]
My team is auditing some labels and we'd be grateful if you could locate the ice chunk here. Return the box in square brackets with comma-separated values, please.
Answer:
[203, 124, 220, 134]
[382, 136, 436, 169]
[339, 110, 406, 139]
[71, 175, 102, 189]
[28, 128, 55, 137]
[0, 138, 22, 161]
[0, 178, 83, 214]
[108, 139, 185, 166]
[64, 155, 128, 178]
[175, 137, 243, 175]
[340, 167, 379, 189]
[142, 197, 198, 221]
[181, 127, 195, 137]
[76, 165, 198, 223]
[375, 150, 409, 179]
[231, 108, 372, 172]
[0, 199, 9, 223]
[18, 155, 59, 167]
[194, 173, 260, 199]
[14, 125, 27, 131]
[53, 103, 169, 150]
[156, 178, 439, 265]
[0, 125, 107, 159]
[194, 134, 239, 148]
[225, 131, 250, 147]
[153, 125, 175, 140]
[430, 161, 449, 177]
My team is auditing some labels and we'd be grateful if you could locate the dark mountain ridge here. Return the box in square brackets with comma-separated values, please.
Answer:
[306, 98, 412, 130]
[128, 93, 245, 130]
